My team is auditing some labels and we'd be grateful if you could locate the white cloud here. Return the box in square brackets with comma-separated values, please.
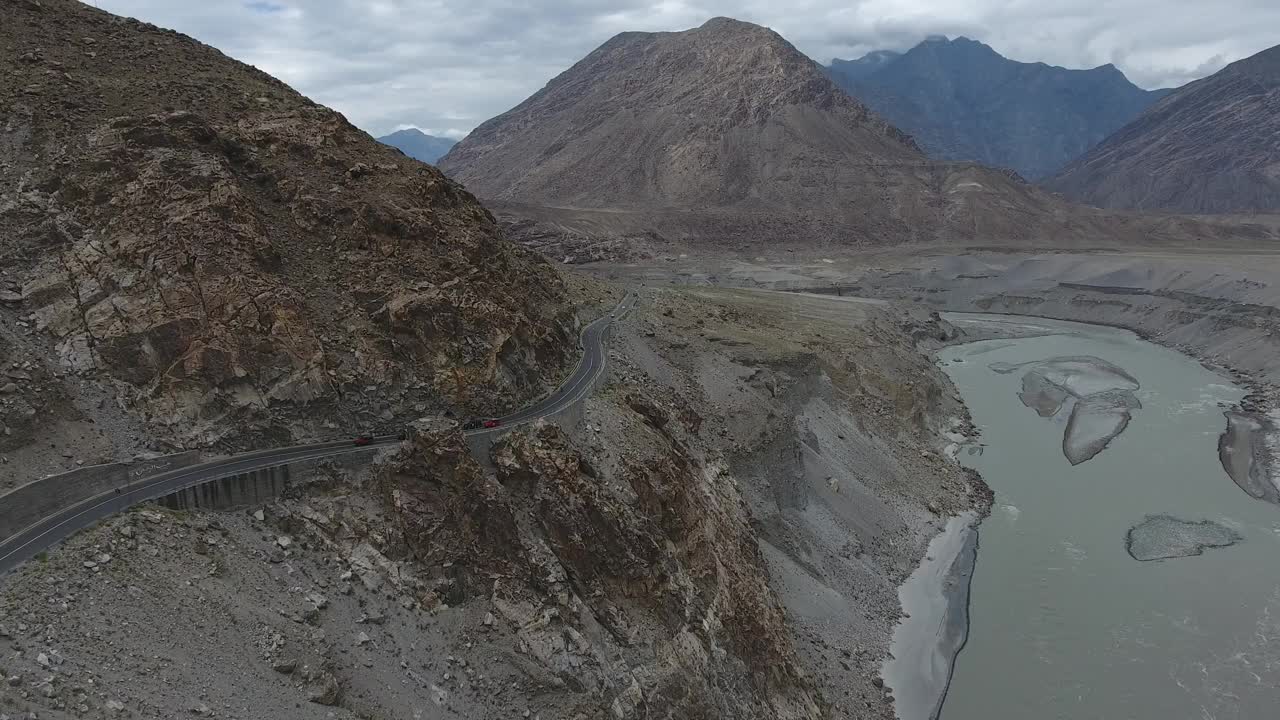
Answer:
[96, 0, 1279, 137]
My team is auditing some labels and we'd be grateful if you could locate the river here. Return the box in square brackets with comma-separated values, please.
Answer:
[928, 314, 1280, 720]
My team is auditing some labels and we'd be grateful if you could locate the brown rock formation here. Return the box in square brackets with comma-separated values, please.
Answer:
[376, 414, 823, 718]
[0, 0, 575, 447]
[379, 418, 526, 581]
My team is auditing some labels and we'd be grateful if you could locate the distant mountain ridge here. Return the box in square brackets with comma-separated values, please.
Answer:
[1046, 43, 1280, 214]
[827, 37, 1171, 179]
[377, 128, 456, 164]
[437, 17, 1269, 252]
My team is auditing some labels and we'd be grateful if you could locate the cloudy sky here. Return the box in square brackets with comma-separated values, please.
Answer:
[97, 0, 1279, 140]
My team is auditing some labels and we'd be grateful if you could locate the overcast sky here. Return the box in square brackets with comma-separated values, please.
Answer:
[97, 0, 1278, 140]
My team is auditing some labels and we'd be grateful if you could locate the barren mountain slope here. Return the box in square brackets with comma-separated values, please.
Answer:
[0, 0, 575, 453]
[439, 17, 919, 209]
[1046, 44, 1280, 213]
[441, 17, 1279, 251]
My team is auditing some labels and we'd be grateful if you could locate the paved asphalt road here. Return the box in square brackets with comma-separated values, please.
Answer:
[0, 294, 633, 577]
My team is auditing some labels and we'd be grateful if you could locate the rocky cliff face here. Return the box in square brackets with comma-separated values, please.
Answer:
[0, 0, 575, 449]
[376, 414, 824, 718]
[1046, 43, 1280, 213]
[827, 37, 1169, 180]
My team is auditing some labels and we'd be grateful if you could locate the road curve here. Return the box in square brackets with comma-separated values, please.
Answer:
[0, 294, 633, 577]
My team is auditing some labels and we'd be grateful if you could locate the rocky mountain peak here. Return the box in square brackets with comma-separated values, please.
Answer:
[696, 15, 764, 32]
[438, 16, 919, 211]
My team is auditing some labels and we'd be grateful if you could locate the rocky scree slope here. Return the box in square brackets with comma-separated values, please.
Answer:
[386, 415, 824, 718]
[1046, 43, 1280, 213]
[827, 36, 1170, 180]
[441, 18, 1273, 253]
[0, 0, 575, 451]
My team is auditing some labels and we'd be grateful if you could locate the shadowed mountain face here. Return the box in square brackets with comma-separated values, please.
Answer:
[827, 36, 1170, 180]
[1046, 43, 1280, 214]
[376, 128, 456, 164]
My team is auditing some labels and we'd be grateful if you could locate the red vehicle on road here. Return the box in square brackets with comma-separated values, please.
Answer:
[353, 436, 374, 446]
[483, 419, 501, 429]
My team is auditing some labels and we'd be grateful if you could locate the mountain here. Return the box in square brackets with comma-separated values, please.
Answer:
[827, 36, 1170, 180]
[436, 19, 1066, 247]
[1046, 44, 1280, 214]
[440, 17, 922, 211]
[376, 128, 456, 164]
[439, 18, 1266, 252]
[0, 0, 575, 449]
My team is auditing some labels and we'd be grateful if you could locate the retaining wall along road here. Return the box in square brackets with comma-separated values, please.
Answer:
[157, 465, 292, 512]
[156, 449, 382, 511]
[0, 452, 201, 538]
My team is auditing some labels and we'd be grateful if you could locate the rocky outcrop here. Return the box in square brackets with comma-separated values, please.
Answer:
[376, 414, 823, 718]
[379, 418, 527, 593]
[0, 0, 575, 448]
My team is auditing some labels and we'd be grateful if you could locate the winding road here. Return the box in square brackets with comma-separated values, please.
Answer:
[0, 294, 633, 576]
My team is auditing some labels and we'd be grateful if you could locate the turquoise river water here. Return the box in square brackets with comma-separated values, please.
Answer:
[938, 314, 1280, 720]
